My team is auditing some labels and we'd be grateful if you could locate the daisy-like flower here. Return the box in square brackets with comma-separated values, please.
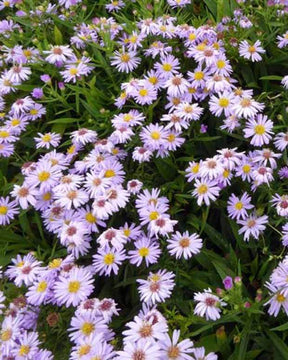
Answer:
[192, 179, 220, 206]
[11, 183, 38, 209]
[132, 81, 158, 105]
[140, 123, 169, 151]
[93, 246, 126, 276]
[123, 315, 168, 343]
[12, 331, 40, 359]
[0, 196, 19, 225]
[175, 101, 203, 121]
[137, 269, 175, 305]
[277, 31, 288, 48]
[6, 253, 42, 287]
[27, 161, 61, 192]
[271, 194, 288, 217]
[159, 329, 194, 360]
[265, 282, 288, 317]
[239, 40, 265, 62]
[106, 0, 125, 12]
[44, 46, 74, 65]
[154, 54, 180, 79]
[167, 231, 203, 259]
[274, 131, 288, 151]
[7, 64, 31, 83]
[34, 132, 61, 149]
[115, 339, 162, 360]
[232, 97, 264, 119]
[199, 156, 224, 180]
[164, 74, 189, 97]
[243, 114, 274, 146]
[227, 192, 254, 220]
[54, 188, 89, 209]
[209, 91, 235, 117]
[128, 236, 161, 266]
[192, 347, 218, 360]
[281, 75, 288, 89]
[54, 267, 94, 307]
[282, 224, 288, 246]
[111, 50, 140, 73]
[237, 213, 268, 241]
[194, 288, 226, 321]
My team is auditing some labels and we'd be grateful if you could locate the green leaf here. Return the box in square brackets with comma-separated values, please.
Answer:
[47, 118, 79, 124]
[266, 331, 288, 357]
[271, 322, 288, 332]
[54, 25, 63, 45]
[260, 76, 283, 81]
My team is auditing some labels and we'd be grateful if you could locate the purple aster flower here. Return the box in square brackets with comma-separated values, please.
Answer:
[31, 88, 43, 99]
[223, 276, 233, 290]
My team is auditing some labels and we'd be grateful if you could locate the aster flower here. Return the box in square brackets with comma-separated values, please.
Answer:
[277, 31, 288, 48]
[227, 192, 254, 220]
[243, 114, 274, 146]
[274, 131, 288, 151]
[137, 269, 175, 305]
[128, 236, 161, 267]
[0, 196, 19, 225]
[159, 329, 194, 360]
[34, 132, 61, 149]
[111, 49, 140, 73]
[123, 315, 168, 343]
[232, 97, 264, 119]
[115, 339, 162, 360]
[11, 183, 38, 209]
[93, 246, 126, 276]
[192, 179, 220, 206]
[54, 267, 94, 307]
[192, 347, 218, 360]
[167, 231, 203, 259]
[239, 40, 265, 62]
[237, 213, 268, 241]
[194, 288, 226, 321]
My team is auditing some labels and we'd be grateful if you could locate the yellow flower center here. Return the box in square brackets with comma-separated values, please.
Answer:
[191, 163, 199, 174]
[194, 71, 204, 80]
[254, 124, 265, 135]
[235, 202, 243, 210]
[123, 229, 131, 237]
[0, 130, 9, 138]
[149, 211, 159, 221]
[81, 322, 95, 336]
[23, 49, 32, 58]
[37, 281, 47, 292]
[139, 89, 148, 97]
[104, 169, 115, 178]
[38, 171, 50, 182]
[223, 169, 230, 178]
[17, 261, 24, 267]
[138, 247, 149, 257]
[197, 184, 208, 194]
[42, 192, 52, 201]
[104, 253, 115, 265]
[0, 205, 8, 215]
[19, 345, 30, 356]
[242, 164, 251, 173]
[196, 43, 206, 51]
[42, 134, 52, 142]
[277, 293, 286, 303]
[217, 60, 226, 69]
[78, 345, 91, 356]
[149, 76, 158, 85]
[123, 114, 132, 122]
[162, 63, 172, 72]
[68, 281, 80, 293]
[69, 68, 78, 76]
[167, 134, 175, 142]
[85, 212, 96, 223]
[168, 346, 180, 359]
[149, 274, 160, 282]
[11, 118, 20, 126]
[48, 258, 62, 269]
[67, 144, 76, 154]
[248, 46, 256, 53]
[218, 98, 229, 107]
[1, 330, 12, 341]
[189, 33, 196, 40]
[30, 109, 38, 115]
[120, 54, 130, 63]
[151, 131, 160, 140]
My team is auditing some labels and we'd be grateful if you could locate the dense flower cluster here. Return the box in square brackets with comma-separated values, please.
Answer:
[0, 0, 288, 358]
